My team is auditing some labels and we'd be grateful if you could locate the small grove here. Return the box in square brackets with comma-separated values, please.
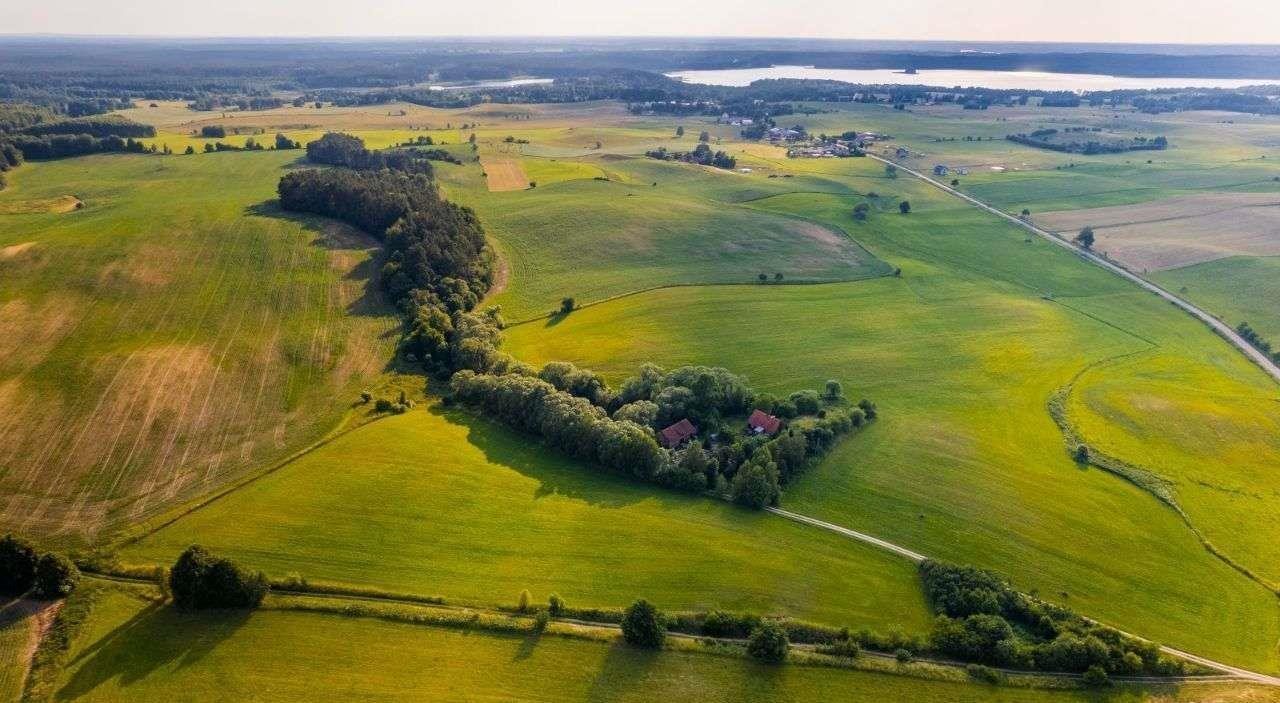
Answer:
[0, 533, 81, 600]
[450, 358, 876, 508]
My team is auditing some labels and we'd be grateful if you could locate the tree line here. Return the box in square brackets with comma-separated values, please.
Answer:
[921, 560, 1186, 681]
[0, 114, 157, 163]
[1236, 321, 1280, 364]
[305, 131, 435, 175]
[0, 534, 80, 600]
[645, 143, 736, 169]
[277, 133, 494, 369]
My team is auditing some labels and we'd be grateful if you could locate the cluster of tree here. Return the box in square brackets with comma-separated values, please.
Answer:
[644, 143, 736, 169]
[306, 132, 434, 175]
[1134, 92, 1280, 115]
[0, 534, 80, 599]
[277, 163, 493, 373]
[2, 133, 153, 160]
[1236, 322, 1280, 364]
[200, 125, 226, 138]
[1007, 132, 1168, 155]
[20, 115, 155, 139]
[921, 560, 1184, 679]
[189, 95, 285, 112]
[168, 545, 268, 609]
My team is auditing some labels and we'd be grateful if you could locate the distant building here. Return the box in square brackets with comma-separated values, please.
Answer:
[933, 164, 950, 176]
[659, 419, 698, 449]
[747, 410, 782, 436]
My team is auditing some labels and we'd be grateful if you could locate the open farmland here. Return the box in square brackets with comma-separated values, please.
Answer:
[1155, 255, 1280, 339]
[479, 155, 531, 191]
[504, 156, 1280, 673]
[34, 581, 1275, 703]
[0, 151, 399, 542]
[119, 408, 934, 633]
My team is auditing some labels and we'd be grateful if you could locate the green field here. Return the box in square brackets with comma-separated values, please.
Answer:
[38, 581, 1277, 703]
[0, 151, 401, 542]
[119, 408, 932, 633]
[1155, 255, 1280, 341]
[502, 158, 1280, 672]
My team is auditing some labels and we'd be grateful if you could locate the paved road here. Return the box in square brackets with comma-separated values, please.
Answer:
[766, 506, 1280, 686]
[869, 154, 1280, 385]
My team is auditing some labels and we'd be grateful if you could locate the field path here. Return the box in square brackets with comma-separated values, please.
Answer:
[765, 506, 1280, 686]
[868, 154, 1280, 385]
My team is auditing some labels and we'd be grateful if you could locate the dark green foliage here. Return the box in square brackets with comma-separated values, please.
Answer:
[274, 133, 300, 149]
[729, 455, 780, 507]
[621, 599, 666, 648]
[538, 361, 609, 406]
[2, 133, 151, 160]
[32, 553, 80, 599]
[895, 648, 913, 663]
[644, 143, 736, 170]
[560, 297, 575, 314]
[1076, 226, 1095, 249]
[1082, 664, 1111, 687]
[21, 116, 155, 139]
[931, 614, 1013, 663]
[200, 125, 227, 138]
[823, 379, 843, 401]
[899, 200, 911, 214]
[169, 545, 268, 610]
[746, 622, 790, 662]
[966, 664, 1003, 684]
[548, 593, 565, 616]
[306, 132, 433, 175]
[0, 533, 38, 595]
[788, 390, 821, 415]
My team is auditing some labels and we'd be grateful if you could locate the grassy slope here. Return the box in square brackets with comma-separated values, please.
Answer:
[0, 151, 398, 541]
[47, 583, 1276, 703]
[503, 158, 1280, 672]
[120, 408, 932, 633]
[437, 149, 889, 320]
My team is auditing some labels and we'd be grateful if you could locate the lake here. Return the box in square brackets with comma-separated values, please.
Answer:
[664, 66, 1280, 91]
[429, 77, 553, 91]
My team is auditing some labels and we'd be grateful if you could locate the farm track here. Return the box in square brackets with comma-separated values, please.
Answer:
[869, 154, 1280, 385]
[75, 573, 1247, 689]
[765, 507, 1280, 686]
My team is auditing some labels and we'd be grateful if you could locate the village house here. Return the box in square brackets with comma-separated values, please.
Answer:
[746, 409, 782, 437]
[659, 419, 697, 449]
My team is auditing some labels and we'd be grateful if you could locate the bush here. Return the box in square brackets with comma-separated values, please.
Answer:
[895, 648, 913, 663]
[0, 534, 38, 595]
[533, 610, 550, 632]
[560, 297, 575, 314]
[621, 599, 666, 648]
[32, 553, 80, 599]
[966, 664, 1003, 684]
[374, 398, 393, 413]
[548, 593, 565, 616]
[747, 622, 790, 663]
[518, 589, 531, 613]
[169, 545, 268, 610]
[819, 638, 861, 658]
[729, 456, 780, 508]
[899, 200, 911, 214]
[1082, 664, 1110, 687]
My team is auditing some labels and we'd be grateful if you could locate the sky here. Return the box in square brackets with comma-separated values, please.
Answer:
[3, 0, 1279, 45]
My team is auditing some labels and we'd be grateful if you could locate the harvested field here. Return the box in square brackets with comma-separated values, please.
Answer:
[0, 241, 37, 259]
[1036, 192, 1280, 270]
[479, 156, 530, 191]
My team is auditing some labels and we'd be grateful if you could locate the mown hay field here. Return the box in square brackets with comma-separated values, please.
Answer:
[502, 157, 1280, 673]
[119, 409, 933, 633]
[479, 156, 531, 191]
[0, 151, 399, 542]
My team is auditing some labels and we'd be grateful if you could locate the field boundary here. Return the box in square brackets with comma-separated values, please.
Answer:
[870, 154, 1280, 386]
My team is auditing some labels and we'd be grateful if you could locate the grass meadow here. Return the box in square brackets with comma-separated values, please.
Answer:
[502, 157, 1280, 672]
[1154, 255, 1280, 340]
[119, 408, 933, 633]
[39, 581, 1277, 703]
[0, 150, 400, 542]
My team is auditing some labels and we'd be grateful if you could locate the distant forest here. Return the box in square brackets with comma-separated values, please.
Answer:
[1, 38, 1279, 119]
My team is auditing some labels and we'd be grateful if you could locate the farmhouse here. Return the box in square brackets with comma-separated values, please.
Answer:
[659, 419, 698, 448]
[747, 409, 782, 436]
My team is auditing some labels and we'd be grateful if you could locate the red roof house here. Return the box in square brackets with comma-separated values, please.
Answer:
[658, 419, 697, 449]
[747, 409, 782, 436]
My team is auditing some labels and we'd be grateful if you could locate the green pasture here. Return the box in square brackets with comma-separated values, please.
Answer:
[503, 160, 1280, 672]
[0, 151, 398, 540]
[119, 408, 933, 633]
[1155, 255, 1280, 340]
[38, 582, 1249, 703]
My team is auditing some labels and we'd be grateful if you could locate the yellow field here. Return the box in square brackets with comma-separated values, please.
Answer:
[479, 156, 531, 191]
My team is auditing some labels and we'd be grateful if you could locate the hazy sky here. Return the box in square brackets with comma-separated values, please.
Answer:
[3, 0, 1278, 44]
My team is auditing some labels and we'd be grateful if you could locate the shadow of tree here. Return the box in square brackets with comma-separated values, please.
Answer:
[584, 642, 661, 703]
[57, 604, 251, 700]
[429, 405, 688, 511]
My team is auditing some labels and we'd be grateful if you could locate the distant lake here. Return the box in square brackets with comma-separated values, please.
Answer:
[429, 77, 553, 91]
[665, 66, 1280, 91]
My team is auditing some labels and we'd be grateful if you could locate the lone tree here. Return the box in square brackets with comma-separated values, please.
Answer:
[885, 164, 898, 179]
[169, 545, 268, 610]
[823, 379, 843, 401]
[675, 126, 684, 137]
[560, 297, 575, 314]
[853, 202, 870, 221]
[698, 131, 710, 143]
[32, 553, 80, 600]
[747, 622, 790, 663]
[1021, 208, 1031, 217]
[0, 534, 38, 596]
[621, 599, 666, 648]
[899, 200, 912, 214]
[774, 272, 784, 282]
[1076, 226, 1095, 250]
[758, 273, 768, 283]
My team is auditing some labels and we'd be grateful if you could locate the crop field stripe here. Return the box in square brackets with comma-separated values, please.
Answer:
[870, 154, 1280, 386]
